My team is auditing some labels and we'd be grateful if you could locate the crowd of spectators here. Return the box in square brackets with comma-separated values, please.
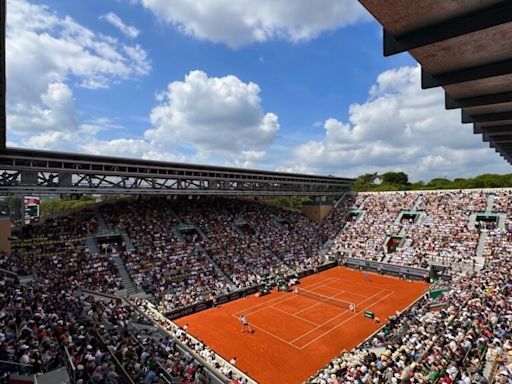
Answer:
[390, 191, 487, 268]
[0, 266, 220, 383]
[324, 191, 491, 269]
[319, 194, 356, 242]
[0, 275, 62, 376]
[101, 198, 235, 313]
[330, 193, 417, 261]
[9, 212, 123, 293]
[3, 189, 512, 384]
[198, 198, 323, 289]
[85, 296, 215, 383]
[0, 271, 136, 383]
[101, 197, 326, 311]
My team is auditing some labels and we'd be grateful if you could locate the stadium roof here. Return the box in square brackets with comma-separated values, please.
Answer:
[0, 147, 353, 195]
[359, 0, 512, 165]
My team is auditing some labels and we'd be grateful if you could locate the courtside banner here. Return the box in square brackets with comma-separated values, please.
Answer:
[229, 292, 241, 301]
[246, 287, 257, 295]
[195, 301, 211, 312]
[318, 261, 337, 272]
[298, 270, 310, 278]
[23, 196, 41, 224]
[345, 257, 430, 278]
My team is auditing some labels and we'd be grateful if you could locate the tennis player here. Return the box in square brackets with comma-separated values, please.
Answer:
[364, 270, 370, 281]
[239, 314, 253, 333]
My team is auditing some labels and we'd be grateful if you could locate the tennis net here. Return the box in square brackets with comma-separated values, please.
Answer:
[296, 288, 356, 312]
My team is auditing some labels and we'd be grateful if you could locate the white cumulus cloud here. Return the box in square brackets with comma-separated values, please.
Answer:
[6, 0, 151, 147]
[283, 66, 508, 180]
[145, 70, 280, 156]
[100, 12, 140, 38]
[85, 71, 279, 165]
[10, 67, 279, 168]
[137, 0, 368, 47]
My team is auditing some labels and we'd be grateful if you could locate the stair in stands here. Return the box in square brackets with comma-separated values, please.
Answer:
[398, 226, 408, 236]
[232, 223, 245, 237]
[412, 194, 423, 211]
[168, 208, 183, 225]
[485, 194, 495, 213]
[31, 367, 70, 384]
[111, 252, 140, 296]
[321, 199, 358, 246]
[333, 192, 351, 209]
[94, 206, 109, 233]
[86, 234, 100, 255]
[194, 226, 209, 242]
[120, 230, 135, 252]
[173, 227, 185, 242]
[474, 230, 488, 271]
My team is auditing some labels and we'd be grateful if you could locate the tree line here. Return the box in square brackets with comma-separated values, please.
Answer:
[353, 172, 512, 192]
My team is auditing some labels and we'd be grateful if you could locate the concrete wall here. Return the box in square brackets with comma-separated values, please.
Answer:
[302, 204, 333, 223]
[0, 217, 11, 255]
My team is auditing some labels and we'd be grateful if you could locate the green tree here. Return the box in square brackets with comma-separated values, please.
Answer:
[353, 173, 379, 192]
[381, 172, 409, 185]
[352, 172, 512, 192]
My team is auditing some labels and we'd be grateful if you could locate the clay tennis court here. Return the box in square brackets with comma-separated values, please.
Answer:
[175, 267, 428, 384]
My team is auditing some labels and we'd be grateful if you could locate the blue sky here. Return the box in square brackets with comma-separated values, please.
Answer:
[5, 0, 509, 180]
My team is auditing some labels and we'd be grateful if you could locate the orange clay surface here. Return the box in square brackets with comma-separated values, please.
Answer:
[175, 267, 428, 384]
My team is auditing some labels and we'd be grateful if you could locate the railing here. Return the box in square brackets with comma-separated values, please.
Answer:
[90, 329, 135, 384]
[64, 347, 77, 384]
[125, 327, 179, 384]
[82, 288, 123, 303]
[11, 237, 85, 248]
[0, 267, 26, 280]
[333, 192, 352, 209]
[0, 359, 34, 376]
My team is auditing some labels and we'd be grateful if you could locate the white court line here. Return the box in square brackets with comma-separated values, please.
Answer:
[233, 278, 338, 318]
[298, 290, 395, 349]
[232, 277, 337, 317]
[269, 305, 320, 326]
[323, 276, 393, 294]
[289, 287, 386, 344]
[316, 284, 372, 299]
[293, 290, 348, 316]
[227, 272, 398, 351]
[230, 313, 302, 350]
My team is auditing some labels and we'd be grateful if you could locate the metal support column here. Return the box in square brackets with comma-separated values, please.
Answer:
[58, 173, 72, 187]
[1, 0, 6, 150]
[20, 170, 37, 185]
